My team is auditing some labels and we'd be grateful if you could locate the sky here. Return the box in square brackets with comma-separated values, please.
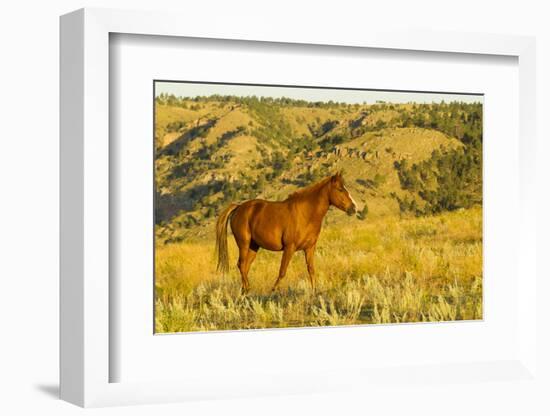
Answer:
[155, 81, 483, 105]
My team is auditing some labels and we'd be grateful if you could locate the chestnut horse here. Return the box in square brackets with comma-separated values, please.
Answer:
[215, 172, 358, 294]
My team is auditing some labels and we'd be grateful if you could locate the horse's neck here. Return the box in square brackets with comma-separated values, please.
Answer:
[293, 182, 330, 222]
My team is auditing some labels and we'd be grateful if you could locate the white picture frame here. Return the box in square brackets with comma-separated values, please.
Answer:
[60, 7, 538, 407]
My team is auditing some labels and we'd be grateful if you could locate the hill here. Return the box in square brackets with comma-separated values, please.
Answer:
[154, 96, 482, 244]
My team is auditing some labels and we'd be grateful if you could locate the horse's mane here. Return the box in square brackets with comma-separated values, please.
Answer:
[285, 176, 332, 201]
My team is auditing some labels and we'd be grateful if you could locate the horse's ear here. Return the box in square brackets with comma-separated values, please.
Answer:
[336, 170, 346, 185]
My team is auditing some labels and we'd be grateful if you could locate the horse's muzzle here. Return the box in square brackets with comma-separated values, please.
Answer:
[347, 206, 357, 216]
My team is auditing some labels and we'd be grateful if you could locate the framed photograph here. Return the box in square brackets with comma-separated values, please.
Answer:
[60, 8, 538, 407]
[152, 80, 484, 334]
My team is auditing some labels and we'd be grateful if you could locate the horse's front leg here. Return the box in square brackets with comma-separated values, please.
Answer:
[304, 245, 316, 291]
[271, 245, 296, 292]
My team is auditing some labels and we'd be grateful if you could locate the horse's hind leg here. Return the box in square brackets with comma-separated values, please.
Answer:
[232, 214, 253, 294]
[244, 242, 259, 289]
[238, 242, 259, 295]
[237, 244, 250, 295]
[236, 239, 260, 294]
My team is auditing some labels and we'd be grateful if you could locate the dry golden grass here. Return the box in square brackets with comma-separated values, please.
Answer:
[155, 206, 482, 333]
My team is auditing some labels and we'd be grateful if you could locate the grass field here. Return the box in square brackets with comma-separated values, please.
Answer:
[154, 206, 482, 333]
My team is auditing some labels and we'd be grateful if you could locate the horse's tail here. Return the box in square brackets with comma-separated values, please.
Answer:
[215, 203, 240, 274]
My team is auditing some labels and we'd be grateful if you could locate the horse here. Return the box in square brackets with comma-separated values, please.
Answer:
[215, 172, 358, 294]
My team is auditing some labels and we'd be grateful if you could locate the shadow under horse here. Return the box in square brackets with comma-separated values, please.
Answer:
[215, 172, 358, 294]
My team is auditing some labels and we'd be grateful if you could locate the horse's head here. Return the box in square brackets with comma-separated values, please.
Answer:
[328, 172, 357, 216]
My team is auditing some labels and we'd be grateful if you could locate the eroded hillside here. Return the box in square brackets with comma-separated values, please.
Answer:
[155, 96, 482, 244]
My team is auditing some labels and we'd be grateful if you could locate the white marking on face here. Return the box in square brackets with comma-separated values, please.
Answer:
[343, 185, 358, 209]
